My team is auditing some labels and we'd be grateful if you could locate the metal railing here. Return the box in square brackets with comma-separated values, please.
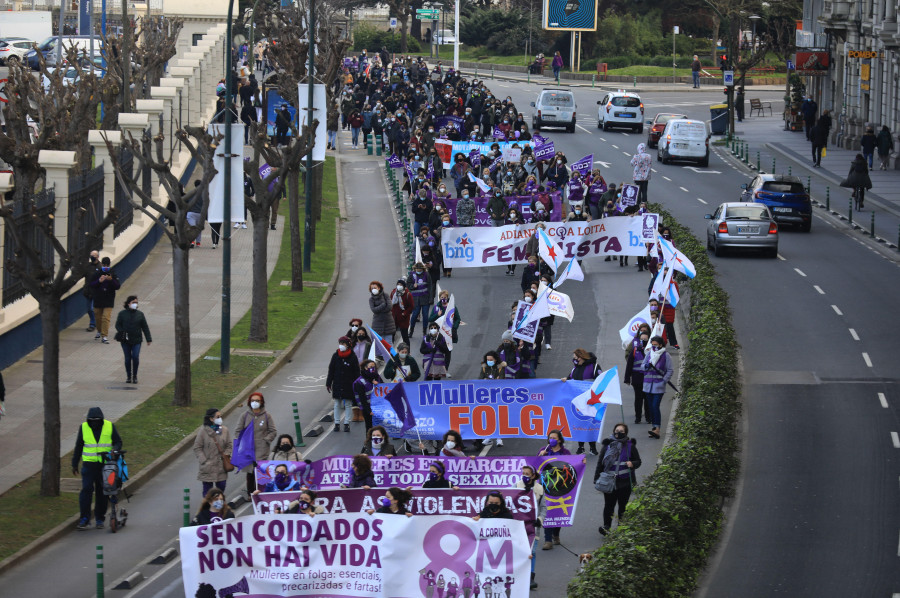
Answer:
[114, 147, 134, 238]
[67, 165, 105, 255]
[2, 188, 56, 307]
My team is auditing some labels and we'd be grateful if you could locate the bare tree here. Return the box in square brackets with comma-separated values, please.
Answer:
[0, 47, 106, 201]
[0, 194, 118, 496]
[105, 126, 218, 406]
[242, 119, 316, 341]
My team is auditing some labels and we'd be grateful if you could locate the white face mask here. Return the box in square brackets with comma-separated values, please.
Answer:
[339, 344, 348, 351]
[371, 288, 380, 295]
[524, 297, 533, 303]
[430, 329, 439, 336]
[129, 303, 138, 310]
[351, 325, 359, 332]
[444, 440, 456, 449]
[213, 417, 223, 426]
[396, 285, 404, 292]
[250, 401, 261, 410]
[211, 500, 224, 510]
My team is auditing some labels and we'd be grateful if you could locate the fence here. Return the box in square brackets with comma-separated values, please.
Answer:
[2, 189, 56, 307]
[114, 147, 135, 238]
[67, 165, 105, 255]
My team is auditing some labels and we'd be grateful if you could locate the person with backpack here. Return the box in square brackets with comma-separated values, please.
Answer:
[72, 407, 123, 530]
[844, 153, 873, 211]
[595, 423, 641, 535]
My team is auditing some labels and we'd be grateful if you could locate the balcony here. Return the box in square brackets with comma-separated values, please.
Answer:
[820, 0, 853, 29]
[876, 18, 900, 47]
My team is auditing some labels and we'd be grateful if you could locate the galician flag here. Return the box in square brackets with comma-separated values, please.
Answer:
[514, 287, 551, 332]
[367, 326, 398, 362]
[536, 228, 563, 273]
[468, 171, 491, 194]
[435, 294, 456, 349]
[658, 236, 696, 278]
[666, 279, 680, 307]
[619, 305, 652, 349]
[650, 266, 673, 302]
[554, 258, 584, 287]
[415, 237, 423, 265]
[572, 366, 623, 420]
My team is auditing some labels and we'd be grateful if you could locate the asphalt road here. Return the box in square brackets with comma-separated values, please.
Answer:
[0, 80, 898, 598]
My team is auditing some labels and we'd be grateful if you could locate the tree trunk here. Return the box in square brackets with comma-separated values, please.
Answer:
[247, 213, 269, 342]
[12, 167, 41, 204]
[400, 14, 409, 53]
[710, 16, 720, 66]
[287, 168, 303, 291]
[39, 298, 62, 497]
[171, 243, 192, 406]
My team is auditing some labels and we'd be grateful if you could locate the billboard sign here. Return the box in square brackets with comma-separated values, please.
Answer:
[794, 51, 829, 76]
[543, 0, 598, 31]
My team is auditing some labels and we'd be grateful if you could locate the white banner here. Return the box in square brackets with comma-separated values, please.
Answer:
[297, 83, 327, 162]
[442, 214, 659, 267]
[180, 513, 532, 598]
[207, 124, 245, 224]
[538, 282, 575, 322]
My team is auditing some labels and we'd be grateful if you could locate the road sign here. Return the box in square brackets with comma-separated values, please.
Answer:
[389, 17, 397, 28]
[723, 70, 734, 86]
[0, 79, 8, 103]
[416, 9, 439, 17]
[786, 59, 795, 70]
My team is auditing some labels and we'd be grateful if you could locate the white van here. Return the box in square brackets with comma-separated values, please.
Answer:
[657, 118, 709, 167]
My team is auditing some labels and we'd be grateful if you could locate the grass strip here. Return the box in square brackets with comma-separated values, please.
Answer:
[568, 205, 742, 598]
[0, 157, 340, 562]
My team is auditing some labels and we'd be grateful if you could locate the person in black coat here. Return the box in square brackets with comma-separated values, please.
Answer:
[89, 257, 120, 344]
[423, 460, 459, 489]
[845, 153, 873, 210]
[343, 454, 377, 489]
[472, 490, 514, 520]
[594, 423, 641, 535]
[275, 105, 292, 146]
[811, 110, 832, 167]
[361, 425, 397, 457]
[114, 295, 152, 384]
[326, 336, 361, 432]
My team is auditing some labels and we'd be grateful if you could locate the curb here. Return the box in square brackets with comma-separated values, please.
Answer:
[0, 161, 347, 577]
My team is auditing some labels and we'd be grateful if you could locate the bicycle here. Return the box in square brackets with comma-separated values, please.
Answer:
[102, 449, 131, 533]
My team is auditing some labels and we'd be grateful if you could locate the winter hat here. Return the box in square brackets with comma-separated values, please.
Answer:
[501, 330, 515, 343]
[338, 336, 352, 345]
[396, 279, 407, 288]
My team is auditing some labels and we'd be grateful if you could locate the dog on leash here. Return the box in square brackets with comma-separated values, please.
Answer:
[577, 552, 593, 573]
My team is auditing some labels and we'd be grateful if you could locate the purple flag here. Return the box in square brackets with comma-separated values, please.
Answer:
[427, 159, 435, 180]
[488, 154, 503, 173]
[259, 163, 279, 193]
[492, 126, 505, 140]
[571, 154, 593, 175]
[468, 148, 481, 167]
[532, 133, 547, 145]
[534, 140, 556, 161]
[435, 115, 464, 132]
[231, 424, 256, 470]
[405, 161, 416, 182]
[384, 382, 417, 433]
[386, 153, 403, 168]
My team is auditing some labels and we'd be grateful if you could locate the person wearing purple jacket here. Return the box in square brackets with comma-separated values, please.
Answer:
[538, 429, 570, 549]
[642, 335, 674, 439]
[585, 171, 608, 220]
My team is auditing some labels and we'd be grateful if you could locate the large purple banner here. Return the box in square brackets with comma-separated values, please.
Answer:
[441, 193, 565, 226]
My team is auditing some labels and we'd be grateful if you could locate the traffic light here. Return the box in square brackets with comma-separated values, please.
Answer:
[719, 53, 729, 70]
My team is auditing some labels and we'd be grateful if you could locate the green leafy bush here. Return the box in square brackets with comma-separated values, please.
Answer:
[568, 207, 741, 598]
[353, 22, 420, 53]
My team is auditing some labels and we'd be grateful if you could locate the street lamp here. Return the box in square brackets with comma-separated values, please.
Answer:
[221, 0, 236, 372]
[749, 14, 761, 54]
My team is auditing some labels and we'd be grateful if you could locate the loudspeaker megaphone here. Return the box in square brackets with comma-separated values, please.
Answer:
[218, 575, 249, 597]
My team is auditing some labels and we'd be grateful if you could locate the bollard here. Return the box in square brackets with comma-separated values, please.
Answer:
[772, 157, 776, 172]
[97, 546, 105, 598]
[527, 71, 531, 84]
[743, 142, 748, 162]
[633, 75, 637, 87]
[849, 198, 853, 226]
[491, 67, 494, 80]
[475, 66, 478, 78]
[367, 134, 373, 155]
[592, 74, 595, 87]
[292, 402, 306, 447]
[870, 211, 875, 237]
[826, 186, 830, 210]
[183, 488, 190, 527]
[806, 176, 811, 194]
[757, 151, 761, 172]
[788, 166, 792, 176]
[376, 140, 382, 156]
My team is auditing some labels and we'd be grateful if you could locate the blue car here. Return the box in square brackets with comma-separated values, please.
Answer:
[739, 174, 812, 232]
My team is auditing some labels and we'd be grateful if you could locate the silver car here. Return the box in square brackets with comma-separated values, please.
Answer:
[705, 202, 778, 258]
[531, 89, 576, 133]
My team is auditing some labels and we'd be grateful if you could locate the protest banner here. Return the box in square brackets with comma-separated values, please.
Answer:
[501, 147, 522, 163]
[435, 115, 464, 132]
[570, 154, 593, 176]
[620, 183, 639, 207]
[533, 140, 555, 161]
[180, 513, 532, 598]
[434, 139, 534, 168]
[511, 300, 540, 344]
[252, 488, 540, 543]
[361, 379, 605, 442]
[440, 193, 564, 226]
[256, 455, 586, 528]
[442, 214, 659, 267]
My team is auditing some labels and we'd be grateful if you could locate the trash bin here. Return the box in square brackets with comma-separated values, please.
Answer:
[710, 104, 728, 135]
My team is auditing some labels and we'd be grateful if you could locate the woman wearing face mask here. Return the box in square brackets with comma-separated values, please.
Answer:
[420, 323, 450, 380]
[433, 182, 452, 203]
[391, 280, 414, 347]
[270, 434, 303, 461]
[346, 317, 364, 339]
[585, 171, 608, 220]
[423, 460, 459, 489]
[369, 281, 397, 344]
[235, 392, 278, 496]
[479, 350, 505, 380]
[497, 330, 524, 385]
[456, 188, 476, 226]
[287, 489, 324, 516]
[428, 290, 460, 357]
[362, 425, 397, 457]
[353, 360, 383, 430]
[486, 188, 508, 229]
[367, 487, 413, 517]
[519, 174, 539, 195]
[344, 454, 377, 489]
[596, 423, 641, 535]
[544, 154, 569, 189]
[562, 349, 602, 455]
[502, 208, 525, 276]
[472, 491, 514, 521]
[642, 336, 674, 439]
[406, 262, 433, 338]
[255, 463, 302, 493]
[351, 327, 373, 369]
[190, 487, 234, 526]
[516, 466, 545, 589]
[193, 408, 232, 497]
[624, 325, 652, 424]
[439, 429, 468, 457]
[538, 430, 569, 549]
[383, 342, 422, 382]
[520, 256, 541, 294]
[327, 336, 361, 433]
[114, 295, 152, 384]
[451, 153, 472, 198]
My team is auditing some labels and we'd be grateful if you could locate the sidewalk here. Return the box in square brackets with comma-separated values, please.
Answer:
[728, 116, 900, 248]
[0, 217, 283, 495]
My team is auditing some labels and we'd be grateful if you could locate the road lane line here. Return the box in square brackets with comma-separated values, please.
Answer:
[663, 176, 672, 181]
[892, 431, 900, 449]
[623, 151, 630, 155]
[777, 254, 786, 260]
[576, 124, 593, 134]
[599, 137, 606, 141]
[679, 186, 689, 192]
[849, 328, 859, 341]
[862, 352, 872, 367]
[832, 305, 843, 315]
[622, 132, 630, 136]
[793, 268, 807, 277]
[612, 144, 619, 149]
[651, 168, 657, 173]
[879, 393, 888, 408]
[696, 198, 708, 204]
[813, 285, 825, 294]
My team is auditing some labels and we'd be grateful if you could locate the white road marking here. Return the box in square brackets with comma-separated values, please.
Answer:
[878, 392, 888, 408]
[777, 254, 786, 261]
[623, 151, 630, 155]
[679, 186, 689, 192]
[813, 285, 825, 294]
[651, 168, 657, 173]
[612, 144, 619, 149]
[599, 137, 606, 141]
[622, 132, 630, 136]
[662, 176, 671, 181]
[862, 352, 872, 367]
[892, 431, 900, 449]
[849, 328, 859, 341]
[832, 305, 843, 316]
[793, 268, 806, 277]
[576, 124, 593, 134]
[696, 198, 708, 204]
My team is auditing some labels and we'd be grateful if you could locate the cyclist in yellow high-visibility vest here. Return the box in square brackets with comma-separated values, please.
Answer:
[71, 407, 122, 530]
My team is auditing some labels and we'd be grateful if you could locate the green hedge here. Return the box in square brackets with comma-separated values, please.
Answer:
[353, 22, 421, 54]
[568, 206, 741, 597]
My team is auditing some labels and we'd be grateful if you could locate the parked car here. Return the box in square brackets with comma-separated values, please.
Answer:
[433, 29, 458, 45]
[531, 89, 576, 133]
[25, 35, 95, 70]
[645, 112, 687, 148]
[739, 174, 812, 232]
[705, 202, 779, 258]
[657, 118, 710, 166]
[41, 66, 80, 92]
[0, 37, 35, 65]
[596, 91, 643, 132]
